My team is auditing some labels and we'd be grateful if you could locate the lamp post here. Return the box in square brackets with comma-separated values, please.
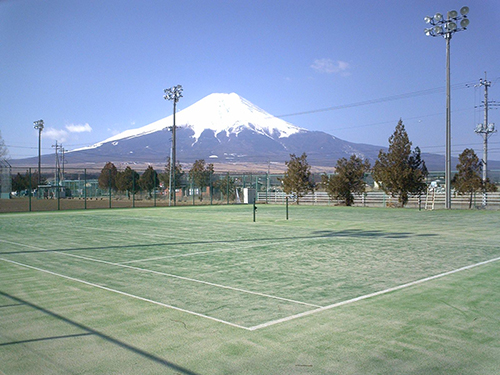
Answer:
[424, 6, 469, 209]
[33, 119, 44, 187]
[164, 85, 183, 206]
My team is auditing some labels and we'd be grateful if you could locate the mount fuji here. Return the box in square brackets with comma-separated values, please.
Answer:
[14, 93, 453, 170]
[58, 92, 387, 168]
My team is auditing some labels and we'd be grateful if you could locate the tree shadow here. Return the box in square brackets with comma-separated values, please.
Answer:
[311, 229, 437, 239]
[0, 291, 200, 375]
[0, 229, 437, 256]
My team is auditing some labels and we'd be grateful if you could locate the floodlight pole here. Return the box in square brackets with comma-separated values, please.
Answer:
[424, 6, 469, 209]
[33, 119, 44, 186]
[445, 33, 452, 210]
[164, 85, 183, 206]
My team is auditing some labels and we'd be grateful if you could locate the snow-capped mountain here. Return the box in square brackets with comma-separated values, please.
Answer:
[76, 93, 305, 151]
[61, 92, 387, 167]
[13, 92, 454, 170]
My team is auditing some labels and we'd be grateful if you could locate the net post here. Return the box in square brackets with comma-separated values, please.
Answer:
[253, 197, 257, 222]
[286, 196, 289, 220]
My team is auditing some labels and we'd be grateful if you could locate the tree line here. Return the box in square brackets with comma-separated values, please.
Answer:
[5, 120, 497, 207]
[97, 159, 227, 201]
[281, 119, 497, 207]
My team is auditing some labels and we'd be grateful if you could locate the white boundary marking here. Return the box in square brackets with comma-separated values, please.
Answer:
[0, 239, 321, 308]
[248, 255, 500, 330]
[0, 257, 251, 331]
[2, 239, 499, 331]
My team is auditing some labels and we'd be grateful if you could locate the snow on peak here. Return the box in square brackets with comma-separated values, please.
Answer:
[75, 93, 304, 151]
[178, 93, 304, 141]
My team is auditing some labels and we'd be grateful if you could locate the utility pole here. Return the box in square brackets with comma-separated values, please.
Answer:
[474, 72, 497, 206]
[61, 145, 65, 184]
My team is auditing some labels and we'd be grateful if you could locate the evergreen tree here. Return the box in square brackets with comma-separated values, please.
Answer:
[11, 170, 45, 194]
[322, 155, 370, 206]
[139, 166, 159, 198]
[159, 157, 184, 197]
[116, 166, 140, 198]
[98, 162, 118, 191]
[189, 159, 214, 201]
[215, 173, 236, 201]
[281, 153, 315, 204]
[12, 172, 26, 194]
[372, 120, 428, 206]
[452, 148, 482, 209]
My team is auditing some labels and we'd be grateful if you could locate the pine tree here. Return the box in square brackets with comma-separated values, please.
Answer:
[189, 159, 214, 201]
[281, 153, 315, 204]
[139, 166, 159, 198]
[98, 162, 118, 191]
[372, 120, 428, 206]
[159, 157, 184, 194]
[116, 166, 140, 198]
[322, 155, 370, 206]
[452, 148, 482, 209]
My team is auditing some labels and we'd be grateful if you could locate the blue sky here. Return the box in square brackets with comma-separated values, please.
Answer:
[1, 0, 499, 162]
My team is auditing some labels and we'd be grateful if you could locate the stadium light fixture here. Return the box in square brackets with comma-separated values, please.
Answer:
[33, 119, 44, 187]
[424, 6, 469, 209]
[163, 85, 183, 206]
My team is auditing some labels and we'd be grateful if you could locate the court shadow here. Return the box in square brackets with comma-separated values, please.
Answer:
[0, 291, 200, 375]
[0, 230, 437, 256]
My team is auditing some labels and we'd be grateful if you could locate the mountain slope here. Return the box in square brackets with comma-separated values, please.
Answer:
[11, 92, 483, 171]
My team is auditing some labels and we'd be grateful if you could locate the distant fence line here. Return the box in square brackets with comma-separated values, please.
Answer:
[257, 191, 500, 210]
[1, 166, 499, 212]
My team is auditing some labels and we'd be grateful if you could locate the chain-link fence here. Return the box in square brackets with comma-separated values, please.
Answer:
[1, 165, 499, 212]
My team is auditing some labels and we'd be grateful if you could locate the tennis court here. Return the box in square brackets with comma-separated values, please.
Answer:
[1, 205, 499, 374]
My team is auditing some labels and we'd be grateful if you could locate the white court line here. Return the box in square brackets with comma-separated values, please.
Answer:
[121, 237, 310, 264]
[0, 257, 251, 331]
[0, 239, 321, 309]
[248, 255, 500, 331]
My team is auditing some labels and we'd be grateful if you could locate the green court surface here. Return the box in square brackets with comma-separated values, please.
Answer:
[1, 205, 499, 374]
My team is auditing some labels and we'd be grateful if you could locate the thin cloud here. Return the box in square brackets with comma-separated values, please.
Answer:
[43, 128, 68, 142]
[66, 123, 92, 133]
[311, 58, 350, 76]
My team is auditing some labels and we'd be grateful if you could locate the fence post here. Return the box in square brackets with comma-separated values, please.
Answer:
[108, 168, 112, 209]
[265, 173, 268, 204]
[57, 167, 60, 211]
[133, 173, 136, 208]
[154, 173, 157, 207]
[210, 177, 213, 205]
[84, 169, 87, 210]
[28, 168, 32, 212]
[227, 172, 230, 205]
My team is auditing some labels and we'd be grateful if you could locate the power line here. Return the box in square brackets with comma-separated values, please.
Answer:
[275, 80, 477, 119]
